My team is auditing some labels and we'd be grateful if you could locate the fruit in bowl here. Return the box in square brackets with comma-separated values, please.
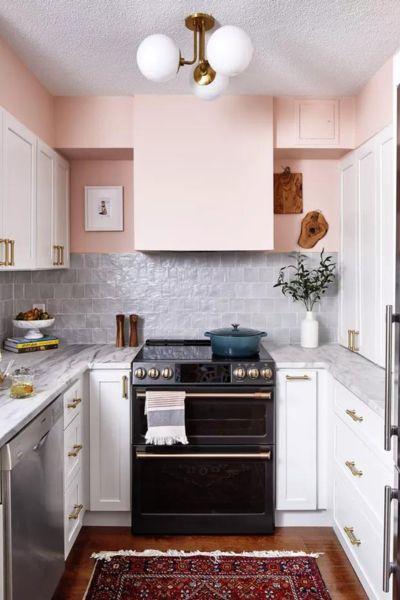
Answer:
[13, 309, 55, 340]
[15, 308, 52, 321]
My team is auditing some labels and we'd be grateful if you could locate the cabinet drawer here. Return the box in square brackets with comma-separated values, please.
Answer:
[63, 379, 83, 428]
[64, 469, 84, 559]
[64, 412, 83, 487]
[334, 466, 388, 599]
[334, 381, 390, 466]
[334, 417, 392, 522]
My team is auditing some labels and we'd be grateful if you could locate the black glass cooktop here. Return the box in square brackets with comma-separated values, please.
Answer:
[134, 339, 273, 363]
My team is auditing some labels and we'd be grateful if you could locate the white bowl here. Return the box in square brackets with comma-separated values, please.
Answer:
[12, 318, 55, 340]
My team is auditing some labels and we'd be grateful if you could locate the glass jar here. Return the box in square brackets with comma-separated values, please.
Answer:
[10, 367, 35, 399]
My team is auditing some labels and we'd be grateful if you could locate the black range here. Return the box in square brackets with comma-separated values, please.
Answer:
[131, 339, 276, 536]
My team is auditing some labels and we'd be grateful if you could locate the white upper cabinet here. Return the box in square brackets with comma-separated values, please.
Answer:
[339, 124, 394, 366]
[2, 111, 36, 269]
[274, 97, 355, 151]
[134, 96, 274, 251]
[0, 108, 69, 270]
[53, 154, 70, 268]
[339, 152, 359, 349]
[36, 140, 55, 269]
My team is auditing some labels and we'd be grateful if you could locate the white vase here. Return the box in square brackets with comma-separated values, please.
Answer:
[301, 311, 319, 348]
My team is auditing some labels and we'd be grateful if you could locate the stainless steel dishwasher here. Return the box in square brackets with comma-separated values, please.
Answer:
[1, 395, 64, 600]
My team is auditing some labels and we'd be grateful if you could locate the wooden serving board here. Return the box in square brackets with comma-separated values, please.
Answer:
[274, 168, 303, 214]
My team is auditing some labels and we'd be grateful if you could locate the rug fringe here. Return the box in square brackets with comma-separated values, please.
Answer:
[91, 549, 323, 561]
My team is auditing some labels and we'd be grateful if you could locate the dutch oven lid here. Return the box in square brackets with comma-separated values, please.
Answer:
[205, 324, 267, 337]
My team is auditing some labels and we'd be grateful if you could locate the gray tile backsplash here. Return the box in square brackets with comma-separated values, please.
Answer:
[1, 252, 338, 345]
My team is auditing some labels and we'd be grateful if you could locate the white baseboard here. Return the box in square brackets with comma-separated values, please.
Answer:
[276, 510, 332, 527]
[84, 511, 131, 526]
[84, 510, 331, 528]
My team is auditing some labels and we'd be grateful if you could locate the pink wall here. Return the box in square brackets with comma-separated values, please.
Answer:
[0, 37, 54, 145]
[70, 159, 134, 253]
[356, 57, 393, 146]
[54, 96, 134, 149]
[274, 158, 339, 252]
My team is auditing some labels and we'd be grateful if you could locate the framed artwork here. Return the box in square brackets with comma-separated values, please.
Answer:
[85, 186, 124, 231]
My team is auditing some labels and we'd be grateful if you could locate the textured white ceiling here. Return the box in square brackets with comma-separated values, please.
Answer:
[1, 0, 399, 96]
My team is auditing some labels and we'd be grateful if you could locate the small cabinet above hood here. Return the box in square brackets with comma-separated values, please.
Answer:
[133, 95, 274, 251]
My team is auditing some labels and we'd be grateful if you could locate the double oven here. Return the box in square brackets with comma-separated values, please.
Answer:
[131, 340, 276, 535]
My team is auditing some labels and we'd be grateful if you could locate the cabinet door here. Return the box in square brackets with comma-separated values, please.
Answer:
[295, 99, 338, 145]
[36, 140, 55, 269]
[339, 151, 359, 348]
[3, 112, 36, 269]
[376, 125, 395, 366]
[358, 140, 378, 363]
[90, 370, 130, 511]
[54, 154, 69, 268]
[276, 370, 317, 510]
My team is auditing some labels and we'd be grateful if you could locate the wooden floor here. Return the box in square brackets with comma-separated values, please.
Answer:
[53, 526, 367, 599]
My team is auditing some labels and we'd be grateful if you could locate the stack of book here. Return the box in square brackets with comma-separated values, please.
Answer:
[4, 336, 60, 353]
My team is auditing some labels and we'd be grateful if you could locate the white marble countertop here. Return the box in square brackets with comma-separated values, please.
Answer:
[265, 342, 385, 418]
[0, 342, 385, 448]
[0, 344, 141, 447]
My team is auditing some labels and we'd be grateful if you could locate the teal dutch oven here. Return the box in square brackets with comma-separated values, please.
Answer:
[205, 324, 267, 358]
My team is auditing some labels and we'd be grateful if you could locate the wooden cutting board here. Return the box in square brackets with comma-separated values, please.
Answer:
[274, 167, 303, 214]
[298, 211, 329, 248]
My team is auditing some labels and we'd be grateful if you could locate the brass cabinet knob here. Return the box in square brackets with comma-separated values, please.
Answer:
[161, 368, 174, 379]
[233, 367, 246, 379]
[260, 368, 273, 380]
[148, 368, 160, 379]
[134, 368, 147, 379]
[247, 368, 259, 379]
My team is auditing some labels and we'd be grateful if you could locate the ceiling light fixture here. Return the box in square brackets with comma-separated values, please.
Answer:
[136, 13, 253, 100]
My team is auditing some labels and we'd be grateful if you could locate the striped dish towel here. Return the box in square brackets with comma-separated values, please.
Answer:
[145, 391, 188, 445]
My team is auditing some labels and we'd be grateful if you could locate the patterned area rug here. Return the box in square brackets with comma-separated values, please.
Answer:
[85, 550, 331, 599]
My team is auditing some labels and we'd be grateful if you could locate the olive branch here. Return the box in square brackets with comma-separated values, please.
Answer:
[273, 250, 336, 311]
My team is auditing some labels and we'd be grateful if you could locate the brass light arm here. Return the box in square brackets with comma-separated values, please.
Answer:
[179, 28, 198, 66]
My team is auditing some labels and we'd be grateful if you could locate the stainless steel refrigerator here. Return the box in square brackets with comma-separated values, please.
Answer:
[383, 85, 400, 599]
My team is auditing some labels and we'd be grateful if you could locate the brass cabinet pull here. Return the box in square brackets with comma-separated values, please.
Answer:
[0, 239, 7, 266]
[286, 374, 311, 381]
[60, 245, 64, 266]
[344, 526, 361, 546]
[9, 239, 15, 266]
[347, 329, 359, 352]
[67, 444, 83, 457]
[4, 239, 10, 266]
[53, 245, 59, 266]
[67, 397, 82, 409]
[68, 504, 84, 520]
[345, 409, 364, 423]
[122, 375, 129, 399]
[345, 460, 363, 477]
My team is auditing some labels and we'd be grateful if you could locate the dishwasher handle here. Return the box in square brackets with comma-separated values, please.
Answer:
[33, 431, 50, 452]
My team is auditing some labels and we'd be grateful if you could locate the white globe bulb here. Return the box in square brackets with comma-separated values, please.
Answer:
[137, 34, 180, 82]
[207, 25, 253, 77]
[191, 71, 229, 101]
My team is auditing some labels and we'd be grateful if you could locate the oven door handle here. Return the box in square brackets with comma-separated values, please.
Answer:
[136, 451, 272, 460]
[135, 391, 272, 399]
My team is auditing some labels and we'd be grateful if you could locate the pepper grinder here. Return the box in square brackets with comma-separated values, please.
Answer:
[116, 314, 125, 347]
[129, 314, 139, 347]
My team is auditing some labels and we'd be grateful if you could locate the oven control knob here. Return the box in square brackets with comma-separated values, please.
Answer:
[247, 368, 260, 379]
[161, 367, 174, 380]
[134, 368, 147, 379]
[260, 368, 273, 380]
[233, 367, 246, 380]
[148, 368, 160, 379]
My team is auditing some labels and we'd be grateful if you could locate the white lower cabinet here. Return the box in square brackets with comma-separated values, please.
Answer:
[63, 375, 86, 558]
[333, 380, 393, 599]
[276, 369, 318, 510]
[89, 370, 131, 511]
